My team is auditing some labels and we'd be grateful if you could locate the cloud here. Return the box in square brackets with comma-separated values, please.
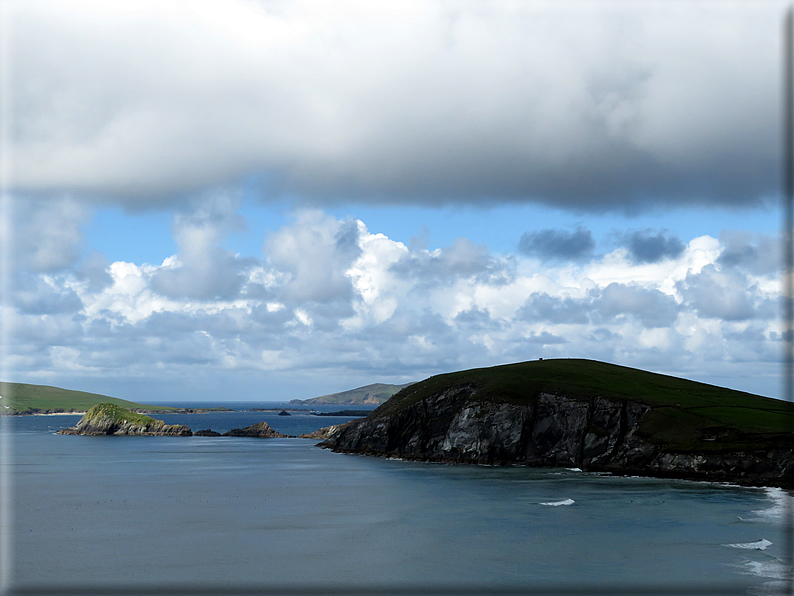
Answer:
[625, 230, 685, 263]
[4, 208, 786, 400]
[7, 1, 781, 211]
[263, 210, 362, 304]
[595, 283, 680, 328]
[12, 273, 83, 315]
[390, 237, 514, 286]
[516, 293, 591, 325]
[518, 227, 596, 262]
[453, 306, 504, 331]
[523, 331, 568, 345]
[676, 264, 776, 321]
[74, 251, 114, 293]
[150, 195, 253, 300]
[716, 231, 780, 276]
[14, 198, 89, 273]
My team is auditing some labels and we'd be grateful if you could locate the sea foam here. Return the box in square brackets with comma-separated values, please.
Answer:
[725, 539, 773, 550]
[540, 498, 575, 506]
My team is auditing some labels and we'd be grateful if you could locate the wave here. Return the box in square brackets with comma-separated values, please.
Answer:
[741, 488, 792, 523]
[540, 498, 575, 506]
[725, 539, 773, 550]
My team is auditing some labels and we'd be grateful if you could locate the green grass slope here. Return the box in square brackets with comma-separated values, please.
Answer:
[374, 359, 794, 452]
[291, 382, 414, 405]
[0, 382, 180, 415]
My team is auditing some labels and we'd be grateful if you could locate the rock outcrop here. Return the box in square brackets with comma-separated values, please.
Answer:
[58, 403, 192, 436]
[223, 421, 289, 438]
[320, 361, 794, 488]
[193, 429, 222, 437]
[299, 423, 351, 440]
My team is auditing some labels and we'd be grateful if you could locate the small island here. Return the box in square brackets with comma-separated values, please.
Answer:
[59, 403, 291, 438]
[57, 403, 193, 436]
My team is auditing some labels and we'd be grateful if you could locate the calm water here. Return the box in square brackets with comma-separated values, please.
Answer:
[5, 410, 793, 595]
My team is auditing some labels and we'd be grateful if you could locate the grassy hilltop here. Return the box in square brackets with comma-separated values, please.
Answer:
[374, 358, 794, 452]
[0, 382, 181, 415]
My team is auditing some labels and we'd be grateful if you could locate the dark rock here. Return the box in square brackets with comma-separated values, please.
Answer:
[299, 423, 352, 440]
[278, 410, 291, 416]
[193, 429, 222, 437]
[223, 421, 290, 438]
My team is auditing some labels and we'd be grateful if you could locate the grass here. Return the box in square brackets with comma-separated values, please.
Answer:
[374, 359, 794, 451]
[0, 381, 180, 415]
[85, 403, 159, 426]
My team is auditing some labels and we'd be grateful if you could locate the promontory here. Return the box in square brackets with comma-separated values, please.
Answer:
[320, 359, 794, 488]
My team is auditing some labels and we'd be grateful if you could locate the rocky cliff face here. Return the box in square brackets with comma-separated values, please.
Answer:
[58, 403, 192, 436]
[321, 384, 794, 487]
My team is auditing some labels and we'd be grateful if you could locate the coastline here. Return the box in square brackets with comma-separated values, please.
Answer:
[3, 407, 235, 417]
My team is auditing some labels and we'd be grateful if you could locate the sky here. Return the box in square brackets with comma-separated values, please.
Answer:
[0, 0, 789, 403]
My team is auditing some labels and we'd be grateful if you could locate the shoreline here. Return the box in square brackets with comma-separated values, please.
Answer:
[3, 408, 236, 417]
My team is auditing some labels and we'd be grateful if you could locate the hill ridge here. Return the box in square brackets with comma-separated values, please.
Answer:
[321, 359, 794, 488]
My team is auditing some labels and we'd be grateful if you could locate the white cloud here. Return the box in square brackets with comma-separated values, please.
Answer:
[263, 209, 362, 304]
[150, 194, 251, 300]
[5, 206, 785, 399]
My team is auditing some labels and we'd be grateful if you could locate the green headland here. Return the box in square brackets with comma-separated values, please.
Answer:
[0, 381, 229, 415]
[369, 358, 794, 453]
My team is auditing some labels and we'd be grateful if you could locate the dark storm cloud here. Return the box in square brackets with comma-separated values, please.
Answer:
[518, 228, 596, 262]
[8, 2, 779, 212]
[625, 230, 685, 263]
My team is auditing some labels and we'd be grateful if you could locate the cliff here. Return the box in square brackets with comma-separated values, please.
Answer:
[320, 359, 794, 488]
[57, 403, 192, 436]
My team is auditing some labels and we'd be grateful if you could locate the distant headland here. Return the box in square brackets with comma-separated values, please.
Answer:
[289, 382, 414, 406]
[0, 381, 232, 416]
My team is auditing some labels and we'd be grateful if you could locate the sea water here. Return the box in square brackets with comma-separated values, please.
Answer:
[5, 410, 794, 595]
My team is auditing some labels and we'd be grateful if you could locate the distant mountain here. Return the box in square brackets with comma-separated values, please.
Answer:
[0, 381, 228, 415]
[290, 382, 414, 406]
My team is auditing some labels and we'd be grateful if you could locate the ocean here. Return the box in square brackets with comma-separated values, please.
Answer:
[4, 407, 793, 595]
